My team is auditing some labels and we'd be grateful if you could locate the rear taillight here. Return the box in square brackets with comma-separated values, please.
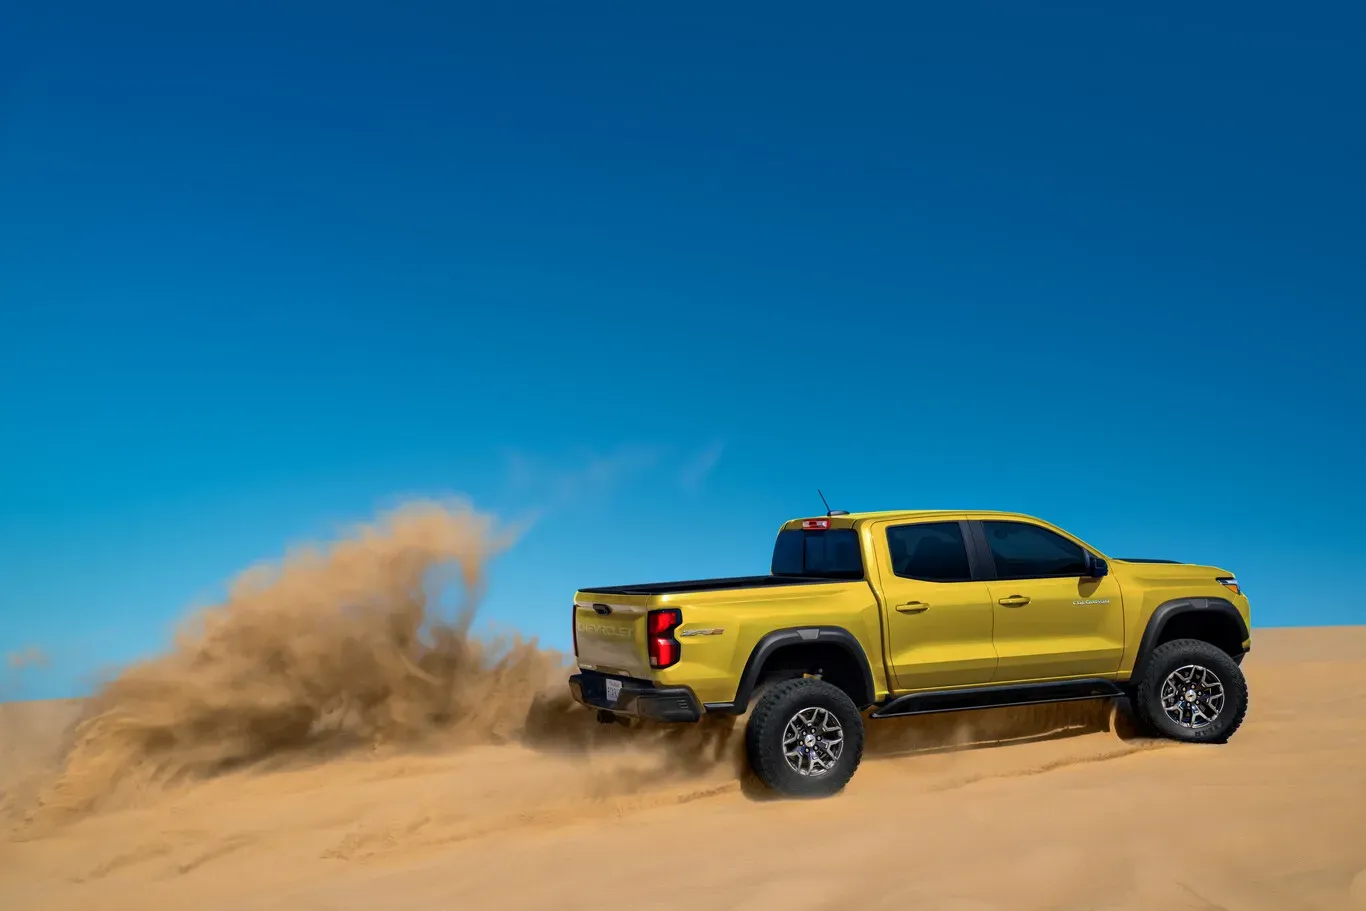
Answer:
[647, 608, 682, 669]
[571, 604, 579, 656]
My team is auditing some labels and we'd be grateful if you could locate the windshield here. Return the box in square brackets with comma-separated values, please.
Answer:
[771, 528, 864, 579]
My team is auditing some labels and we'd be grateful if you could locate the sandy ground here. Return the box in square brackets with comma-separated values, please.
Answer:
[1, 626, 1364, 911]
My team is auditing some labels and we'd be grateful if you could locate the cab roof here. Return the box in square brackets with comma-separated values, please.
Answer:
[787, 509, 1045, 526]
[851, 509, 1041, 521]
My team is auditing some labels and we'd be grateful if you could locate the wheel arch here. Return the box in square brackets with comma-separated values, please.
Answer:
[1132, 597, 1249, 677]
[709, 626, 877, 714]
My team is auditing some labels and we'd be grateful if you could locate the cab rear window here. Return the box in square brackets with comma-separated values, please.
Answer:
[771, 529, 864, 580]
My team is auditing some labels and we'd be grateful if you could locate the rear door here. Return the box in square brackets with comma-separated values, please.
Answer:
[971, 519, 1125, 682]
[874, 519, 998, 690]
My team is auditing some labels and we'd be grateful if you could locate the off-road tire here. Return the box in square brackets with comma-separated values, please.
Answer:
[744, 677, 864, 798]
[1132, 638, 1248, 743]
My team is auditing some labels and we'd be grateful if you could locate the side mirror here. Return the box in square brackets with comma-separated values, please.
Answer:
[1085, 554, 1109, 578]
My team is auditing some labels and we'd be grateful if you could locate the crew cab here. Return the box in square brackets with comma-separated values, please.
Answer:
[569, 510, 1252, 796]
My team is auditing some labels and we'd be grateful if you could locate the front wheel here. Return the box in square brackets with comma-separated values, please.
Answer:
[744, 678, 865, 797]
[1132, 638, 1249, 743]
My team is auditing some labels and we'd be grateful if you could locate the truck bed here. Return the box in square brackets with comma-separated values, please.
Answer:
[577, 574, 854, 596]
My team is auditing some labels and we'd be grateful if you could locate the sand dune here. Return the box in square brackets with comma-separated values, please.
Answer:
[2, 627, 1364, 910]
[2, 503, 1364, 909]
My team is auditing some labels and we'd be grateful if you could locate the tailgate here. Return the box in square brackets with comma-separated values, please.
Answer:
[573, 597, 652, 677]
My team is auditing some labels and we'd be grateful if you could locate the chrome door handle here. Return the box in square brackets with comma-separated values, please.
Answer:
[998, 595, 1031, 607]
[895, 601, 930, 614]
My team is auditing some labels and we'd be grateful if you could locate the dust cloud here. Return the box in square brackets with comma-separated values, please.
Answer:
[18, 499, 578, 825]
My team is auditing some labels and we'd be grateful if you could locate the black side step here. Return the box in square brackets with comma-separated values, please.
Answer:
[871, 678, 1125, 719]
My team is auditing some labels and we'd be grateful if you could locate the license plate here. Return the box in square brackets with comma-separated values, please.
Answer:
[604, 678, 622, 705]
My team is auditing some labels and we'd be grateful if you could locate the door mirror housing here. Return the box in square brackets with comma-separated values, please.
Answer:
[1085, 554, 1109, 579]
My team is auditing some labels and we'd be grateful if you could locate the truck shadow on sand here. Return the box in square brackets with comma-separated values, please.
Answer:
[861, 695, 1145, 760]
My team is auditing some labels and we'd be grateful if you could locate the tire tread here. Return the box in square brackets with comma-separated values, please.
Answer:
[745, 678, 864, 797]
[1133, 638, 1248, 743]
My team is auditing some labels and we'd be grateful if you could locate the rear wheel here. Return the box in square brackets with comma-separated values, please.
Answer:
[1132, 638, 1248, 743]
[744, 677, 864, 797]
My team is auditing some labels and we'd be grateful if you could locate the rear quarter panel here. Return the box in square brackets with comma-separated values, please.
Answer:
[649, 581, 890, 706]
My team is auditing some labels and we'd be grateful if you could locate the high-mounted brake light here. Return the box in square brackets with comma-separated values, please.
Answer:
[801, 518, 831, 530]
[647, 608, 682, 669]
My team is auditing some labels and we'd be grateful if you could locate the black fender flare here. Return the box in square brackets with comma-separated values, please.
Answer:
[1131, 597, 1250, 678]
[707, 626, 878, 714]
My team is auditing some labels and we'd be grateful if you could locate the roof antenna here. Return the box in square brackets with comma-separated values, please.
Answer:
[817, 489, 849, 517]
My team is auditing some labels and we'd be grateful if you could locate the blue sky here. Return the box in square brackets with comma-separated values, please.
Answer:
[2, 1, 1363, 699]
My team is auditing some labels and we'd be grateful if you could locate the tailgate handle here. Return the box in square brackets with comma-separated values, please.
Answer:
[895, 601, 930, 614]
[592, 603, 612, 616]
[998, 595, 1031, 607]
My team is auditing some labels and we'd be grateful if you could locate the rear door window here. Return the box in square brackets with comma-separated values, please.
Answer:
[886, 522, 973, 582]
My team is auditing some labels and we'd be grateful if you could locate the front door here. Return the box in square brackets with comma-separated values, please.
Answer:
[877, 519, 998, 690]
[974, 520, 1125, 682]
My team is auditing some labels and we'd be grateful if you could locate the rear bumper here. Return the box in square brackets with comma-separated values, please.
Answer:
[569, 671, 703, 723]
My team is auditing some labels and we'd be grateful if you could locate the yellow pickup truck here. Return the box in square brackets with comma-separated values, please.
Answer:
[569, 509, 1252, 797]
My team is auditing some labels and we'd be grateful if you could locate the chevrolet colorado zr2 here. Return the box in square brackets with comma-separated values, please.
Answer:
[568, 510, 1251, 797]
